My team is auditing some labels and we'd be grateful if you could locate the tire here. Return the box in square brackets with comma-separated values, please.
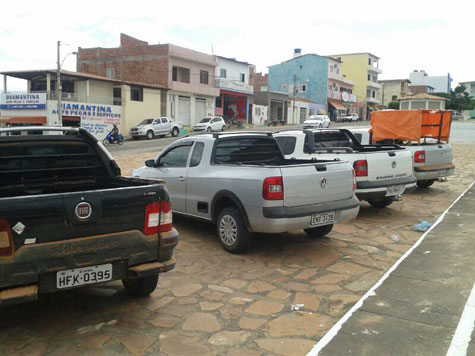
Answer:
[118, 138, 124, 145]
[171, 127, 179, 137]
[122, 274, 159, 297]
[146, 130, 154, 140]
[368, 198, 394, 208]
[103, 139, 109, 146]
[222, 125, 226, 132]
[304, 224, 333, 237]
[207, 127, 212, 132]
[217, 207, 251, 254]
[417, 179, 436, 188]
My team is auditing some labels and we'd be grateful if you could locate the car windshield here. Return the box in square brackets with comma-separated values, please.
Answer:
[199, 118, 212, 123]
[139, 119, 154, 125]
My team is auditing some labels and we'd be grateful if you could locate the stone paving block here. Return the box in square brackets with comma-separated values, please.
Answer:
[182, 312, 221, 332]
[245, 300, 284, 316]
[254, 338, 316, 356]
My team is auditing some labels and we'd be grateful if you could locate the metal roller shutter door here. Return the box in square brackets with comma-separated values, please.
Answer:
[195, 98, 206, 123]
[178, 96, 191, 126]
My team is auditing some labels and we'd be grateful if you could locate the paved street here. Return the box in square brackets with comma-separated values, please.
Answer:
[1, 124, 474, 355]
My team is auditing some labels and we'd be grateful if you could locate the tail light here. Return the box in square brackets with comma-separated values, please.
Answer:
[414, 150, 425, 163]
[144, 201, 173, 235]
[353, 160, 368, 177]
[352, 169, 357, 190]
[263, 176, 284, 200]
[0, 220, 14, 256]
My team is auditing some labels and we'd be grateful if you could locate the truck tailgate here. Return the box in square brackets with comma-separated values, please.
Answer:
[423, 144, 453, 166]
[367, 149, 413, 182]
[280, 162, 353, 207]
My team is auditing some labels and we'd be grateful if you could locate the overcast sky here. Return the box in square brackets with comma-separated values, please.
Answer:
[1, 0, 471, 91]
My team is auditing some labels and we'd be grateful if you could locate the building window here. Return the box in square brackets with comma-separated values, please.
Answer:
[240, 73, 245, 82]
[366, 89, 371, 98]
[216, 96, 222, 108]
[330, 66, 334, 72]
[113, 87, 122, 105]
[372, 91, 376, 98]
[220, 68, 227, 78]
[368, 58, 372, 65]
[336, 68, 340, 74]
[367, 74, 371, 81]
[298, 84, 306, 92]
[200, 70, 209, 84]
[106, 68, 115, 78]
[392, 95, 397, 101]
[131, 87, 143, 101]
[172, 66, 190, 83]
[261, 85, 268, 92]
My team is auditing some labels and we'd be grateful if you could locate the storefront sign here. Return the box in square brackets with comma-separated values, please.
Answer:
[0, 93, 46, 110]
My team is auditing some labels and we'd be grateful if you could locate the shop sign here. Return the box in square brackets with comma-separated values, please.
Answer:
[0, 93, 46, 110]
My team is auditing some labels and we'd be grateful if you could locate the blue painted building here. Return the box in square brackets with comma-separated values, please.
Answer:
[268, 51, 329, 117]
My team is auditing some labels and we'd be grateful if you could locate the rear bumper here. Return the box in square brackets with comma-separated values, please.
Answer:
[356, 176, 416, 201]
[255, 196, 360, 233]
[0, 228, 178, 301]
[414, 163, 455, 180]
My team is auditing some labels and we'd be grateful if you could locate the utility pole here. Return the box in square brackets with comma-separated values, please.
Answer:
[56, 40, 62, 126]
[292, 74, 297, 124]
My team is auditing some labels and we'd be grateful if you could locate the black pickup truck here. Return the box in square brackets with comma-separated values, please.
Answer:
[0, 127, 178, 306]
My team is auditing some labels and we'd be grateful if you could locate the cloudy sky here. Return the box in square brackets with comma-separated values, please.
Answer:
[0, 0, 471, 91]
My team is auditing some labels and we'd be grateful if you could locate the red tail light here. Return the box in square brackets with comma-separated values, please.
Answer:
[144, 201, 173, 235]
[263, 176, 284, 200]
[353, 160, 368, 177]
[0, 220, 14, 256]
[352, 169, 357, 190]
[414, 150, 425, 163]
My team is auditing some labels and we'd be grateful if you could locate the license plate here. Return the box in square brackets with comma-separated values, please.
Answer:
[56, 263, 112, 289]
[310, 211, 335, 227]
[386, 185, 404, 197]
[438, 169, 448, 177]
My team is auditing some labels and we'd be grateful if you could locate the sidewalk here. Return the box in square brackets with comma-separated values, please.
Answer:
[311, 181, 475, 356]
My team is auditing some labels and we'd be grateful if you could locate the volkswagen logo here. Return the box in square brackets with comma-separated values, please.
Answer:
[75, 202, 92, 220]
[320, 177, 328, 189]
[391, 161, 397, 169]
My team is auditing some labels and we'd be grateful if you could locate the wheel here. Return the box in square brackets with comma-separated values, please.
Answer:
[207, 127, 212, 132]
[217, 207, 251, 254]
[171, 127, 179, 137]
[118, 138, 124, 145]
[222, 125, 226, 132]
[122, 274, 159, 297]
[368, 199, 394, 208]
[103, 139, 109, 146]
[417, 179, 436, 188]
[304, 224, 333, 237]
[146, 130, 154, 140]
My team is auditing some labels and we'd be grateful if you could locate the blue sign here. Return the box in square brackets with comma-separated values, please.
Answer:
[0, 93, 46, 110]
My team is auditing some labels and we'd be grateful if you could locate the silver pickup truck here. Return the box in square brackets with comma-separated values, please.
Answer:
[130, 117, 182, 140]
[274, 129, 416, 208]
[349, 127, 455, 188]
[133, 132, 360, 253]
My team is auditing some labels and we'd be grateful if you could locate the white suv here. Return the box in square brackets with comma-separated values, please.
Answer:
[193, 117, 226, 132]
[303, 115, 331, 128]
[341, 113, 359, 122]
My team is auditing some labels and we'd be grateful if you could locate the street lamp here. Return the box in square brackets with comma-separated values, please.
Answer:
[56, 40, 77, 125]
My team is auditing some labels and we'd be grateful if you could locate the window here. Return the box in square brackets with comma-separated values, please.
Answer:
[190, 142, 205, 167]
[261, 85, 268, 92]
[153, 119, 160, 125]
[172, 66, 190, 83]
[255, 107, 261, 115]
[275, 136, 296, 155]
[113, 87, 122, 105]
[336, 68, 340, 74]
[220, 68, 227, 78]
[131, 87, 143, 101]
[159, 145, 192, 167]
[368, 58, 372, 65]
[391, 95, 398, 101]
[367, 74, 371, 81]
[200, 70, 209, 84]
[298, 84, 306, 92]
[240, 73, 245, 82]
[161, 118, 168, 123]
[214, 138, 282, 164]
[216, 96, 222, 108]
[106, 68, 115, 78]
[372, 91, 376, 98]
[330, 66, 334, 72]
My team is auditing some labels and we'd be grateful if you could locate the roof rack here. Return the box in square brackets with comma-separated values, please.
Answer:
[185, 131, 273, 138]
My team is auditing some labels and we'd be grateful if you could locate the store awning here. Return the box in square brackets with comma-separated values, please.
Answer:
[328, 99, 346, 111]
[0, 116, 46, 124]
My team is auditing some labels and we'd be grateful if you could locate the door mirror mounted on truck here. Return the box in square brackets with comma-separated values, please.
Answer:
[145, 159, 156, 168]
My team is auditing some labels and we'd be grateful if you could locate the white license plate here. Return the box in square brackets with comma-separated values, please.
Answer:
[438, 169, 448, 177]
[310, 211, 335, 227]
[386, 185, 404, 197]
[56, 263, 112, 289]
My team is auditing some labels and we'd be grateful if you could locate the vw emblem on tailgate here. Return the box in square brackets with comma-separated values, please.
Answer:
[391, 161, 397, 169]
[320, 177, 328, 189]
[75, 202, 92, 220]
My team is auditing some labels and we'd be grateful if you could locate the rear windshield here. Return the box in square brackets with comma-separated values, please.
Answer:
[214, 137, 283, 164]
[275, 136, 297, 155]
[304, 131, 355, 152]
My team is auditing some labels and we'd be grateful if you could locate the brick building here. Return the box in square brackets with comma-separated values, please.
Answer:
[77, 34, 219, 126]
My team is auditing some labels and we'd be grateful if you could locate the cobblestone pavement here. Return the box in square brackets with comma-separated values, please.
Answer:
[1, 144, 474, 356]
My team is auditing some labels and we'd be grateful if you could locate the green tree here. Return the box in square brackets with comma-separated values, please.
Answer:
[388, 101, 399, 110]
[434, 85, 475, 112]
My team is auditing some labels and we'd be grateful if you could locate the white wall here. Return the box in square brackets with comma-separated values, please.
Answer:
[252, 104, 268, 125]
[215, 57, 251, 84]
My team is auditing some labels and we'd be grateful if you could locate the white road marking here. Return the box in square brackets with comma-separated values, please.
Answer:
[446, 282, 475, 356]
[307, 180, 475, 356]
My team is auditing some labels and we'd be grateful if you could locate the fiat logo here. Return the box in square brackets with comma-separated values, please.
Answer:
[75, 202, 92, 220]
[391, 161, 397, 169]
[320, 177, 328, 189]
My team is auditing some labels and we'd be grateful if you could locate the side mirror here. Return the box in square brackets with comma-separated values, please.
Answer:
[145, 159, 156, 168]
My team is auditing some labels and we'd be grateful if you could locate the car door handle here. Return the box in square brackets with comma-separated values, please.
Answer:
[178, 176, 186, 182]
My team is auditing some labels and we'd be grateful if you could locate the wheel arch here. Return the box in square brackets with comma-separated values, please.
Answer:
[210, 190, 251, 229]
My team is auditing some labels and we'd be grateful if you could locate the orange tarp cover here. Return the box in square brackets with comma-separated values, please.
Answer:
[370, 110, 452, 143]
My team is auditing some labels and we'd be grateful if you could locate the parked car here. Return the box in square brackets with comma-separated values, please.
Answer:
[0, 126, 178, 306]
[133, 132, 360, 253]
[341, 113, 360, 122]
[303, 115, 330, 128]
[274, 129, 416, 208]
[130, 117, 182, 140]
[193, 117, 226, 132]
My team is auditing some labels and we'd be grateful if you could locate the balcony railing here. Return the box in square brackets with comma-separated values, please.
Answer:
[368, 65, 382, 74]
[367, 81, 382, 89]
[366, 97, 381, 104]
[34, 91, 121, 105]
